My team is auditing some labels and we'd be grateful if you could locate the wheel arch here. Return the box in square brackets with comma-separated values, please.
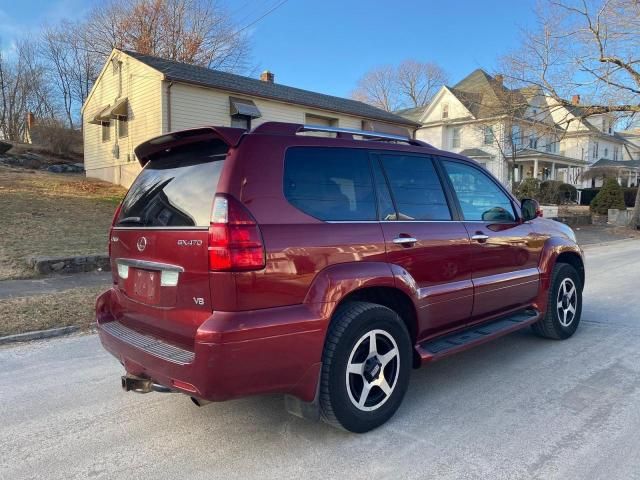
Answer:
[336, 286, 419, 345]
[555, 251, 585, 289]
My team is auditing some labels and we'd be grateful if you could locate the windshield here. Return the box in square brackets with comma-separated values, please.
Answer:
[116, 139, 227, 228]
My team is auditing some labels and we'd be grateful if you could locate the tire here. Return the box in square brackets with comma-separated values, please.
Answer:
[532, 263, 582, 340]
[319, 301, 412, 433]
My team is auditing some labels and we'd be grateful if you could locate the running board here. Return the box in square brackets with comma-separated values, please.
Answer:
[416, 309, 541, 363]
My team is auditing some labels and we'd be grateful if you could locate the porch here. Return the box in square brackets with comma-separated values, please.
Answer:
[513, 149, 589, 186]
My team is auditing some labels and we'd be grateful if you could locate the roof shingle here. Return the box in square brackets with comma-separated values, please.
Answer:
[122, 50, 417, 127]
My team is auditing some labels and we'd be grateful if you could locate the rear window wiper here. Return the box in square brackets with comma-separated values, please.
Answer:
[117, 216, 144, 225]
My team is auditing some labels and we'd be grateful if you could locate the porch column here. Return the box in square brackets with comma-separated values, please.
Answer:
[551, 162, 556, 181]
[635, 171, 638, 187]
[533, 159, 539, 178]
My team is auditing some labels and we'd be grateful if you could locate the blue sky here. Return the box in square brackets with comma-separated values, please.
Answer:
[1, 0, 538, 97]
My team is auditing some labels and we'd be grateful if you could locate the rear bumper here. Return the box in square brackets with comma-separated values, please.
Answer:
[96, 288, 332, 402]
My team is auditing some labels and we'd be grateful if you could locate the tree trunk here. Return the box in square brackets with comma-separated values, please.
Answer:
[629, 186, 640, 230]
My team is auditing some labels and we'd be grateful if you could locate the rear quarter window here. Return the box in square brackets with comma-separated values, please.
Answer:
[117, 139, 227, 228]
[284, 147, 376, 221]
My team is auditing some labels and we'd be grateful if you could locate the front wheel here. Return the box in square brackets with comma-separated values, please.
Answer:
[320, 302, 412, 433]
[532, 263, 583, 340]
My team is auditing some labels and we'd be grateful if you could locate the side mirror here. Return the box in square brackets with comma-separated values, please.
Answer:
[521, 198, 542, 221]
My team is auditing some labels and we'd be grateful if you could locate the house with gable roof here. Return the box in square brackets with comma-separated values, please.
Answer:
[404, 69, 638, 188]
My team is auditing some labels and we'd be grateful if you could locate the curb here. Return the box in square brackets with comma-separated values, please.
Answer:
[0, 326, 80, 345]
[580, 237, 640, 250]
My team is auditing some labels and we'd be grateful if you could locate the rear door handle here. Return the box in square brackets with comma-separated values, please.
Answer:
[393, 237, 418, 245]
[471, 234, 489, 242]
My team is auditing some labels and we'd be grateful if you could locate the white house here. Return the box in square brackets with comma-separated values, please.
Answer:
[81, 49, 417, 187]
[405, 69, 638, 188]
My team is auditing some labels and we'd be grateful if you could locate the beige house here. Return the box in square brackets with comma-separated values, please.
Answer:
[404, 69, 640, 188]
[82, 49, 417, 187]
[408, 70, 593, 186]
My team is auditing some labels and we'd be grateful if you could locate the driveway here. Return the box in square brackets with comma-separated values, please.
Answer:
[2, 241, 640, 480]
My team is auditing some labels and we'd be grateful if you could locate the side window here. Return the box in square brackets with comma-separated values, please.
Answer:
[442, 160, 516, 222]
[284, 147, 376, 221]
[380, 155, 451, 221]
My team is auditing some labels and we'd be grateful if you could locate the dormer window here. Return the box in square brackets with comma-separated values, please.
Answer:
[442, 104, 449, 119]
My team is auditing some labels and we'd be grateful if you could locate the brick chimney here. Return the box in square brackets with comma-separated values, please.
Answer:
[572, 94, 580, 105]
[26, 112, 36, 130]
[494, 74, 504, 85]
[260, 70, 275, 83]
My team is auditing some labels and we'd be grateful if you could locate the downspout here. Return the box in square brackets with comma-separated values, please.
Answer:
[166, 81, 174, 133]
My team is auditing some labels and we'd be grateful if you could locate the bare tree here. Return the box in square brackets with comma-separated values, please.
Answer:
[0, 40, 56, 141]
[396, 60, 448, 108]
[503, 0, 640, 226]
[81, 0, 251, 71]
[40, 21, 102, 127]
[351, 66, 400, 112]
[352, 60, 449, 111]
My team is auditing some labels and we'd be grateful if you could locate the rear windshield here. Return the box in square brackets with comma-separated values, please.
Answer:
[116, 139, 227, 228]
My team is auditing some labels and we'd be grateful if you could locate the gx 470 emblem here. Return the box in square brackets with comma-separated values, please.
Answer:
[178, 239, 203, 247]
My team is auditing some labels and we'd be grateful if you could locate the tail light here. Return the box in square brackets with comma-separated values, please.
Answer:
[208, 195, 265, 271]
[108, 202, 123, 258]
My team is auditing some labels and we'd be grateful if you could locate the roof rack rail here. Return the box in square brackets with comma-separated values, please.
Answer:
[301, 124, 431, 147]
[250, 122, 432, 147]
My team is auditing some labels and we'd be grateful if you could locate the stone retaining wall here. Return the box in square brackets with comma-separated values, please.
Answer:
[27, 254, 110, 275]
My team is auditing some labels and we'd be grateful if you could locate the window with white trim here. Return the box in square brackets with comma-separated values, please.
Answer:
[483, 126, 494, 145]
[101, 122, 110, 142]
[451, 127, 461, 148]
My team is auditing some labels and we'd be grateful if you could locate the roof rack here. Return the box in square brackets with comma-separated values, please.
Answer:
[251, 122, 432, 147]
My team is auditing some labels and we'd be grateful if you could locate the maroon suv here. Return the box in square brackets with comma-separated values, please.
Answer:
[96, 122, 584, 432]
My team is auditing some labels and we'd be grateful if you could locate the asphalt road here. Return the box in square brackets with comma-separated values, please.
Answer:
[2, 240, 640, 480]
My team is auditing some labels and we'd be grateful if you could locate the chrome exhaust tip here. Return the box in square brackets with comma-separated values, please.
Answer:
[121, 375, 172, 394]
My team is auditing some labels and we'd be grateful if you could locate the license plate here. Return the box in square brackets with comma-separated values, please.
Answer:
[131, 269, 159, 303]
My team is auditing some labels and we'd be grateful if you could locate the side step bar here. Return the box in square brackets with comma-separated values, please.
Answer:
[416, 309, 541, 363]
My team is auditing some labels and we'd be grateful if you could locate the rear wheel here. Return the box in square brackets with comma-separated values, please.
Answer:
[532, 263, 582, 340]
[320, 301, 411, 433]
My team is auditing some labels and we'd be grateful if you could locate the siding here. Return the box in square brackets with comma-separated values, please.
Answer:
[83, 53, 163, 185]
[166, 82, 367, 133]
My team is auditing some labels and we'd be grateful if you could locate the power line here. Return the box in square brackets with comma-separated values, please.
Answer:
[233, 0, 289, 36]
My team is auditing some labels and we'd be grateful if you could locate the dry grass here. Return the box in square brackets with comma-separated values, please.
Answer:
[0, 286, 105, 337]
[0, 166, 126, 280]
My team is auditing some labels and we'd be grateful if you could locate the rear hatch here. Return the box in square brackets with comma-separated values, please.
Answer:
[109, 131, 232, 348]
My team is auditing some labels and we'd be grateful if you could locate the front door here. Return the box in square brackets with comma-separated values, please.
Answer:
[440, 159, 541, 320]
[372, 153, 474, 340]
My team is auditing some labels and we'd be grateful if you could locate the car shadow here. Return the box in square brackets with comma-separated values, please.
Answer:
[170, 323, 600, 443]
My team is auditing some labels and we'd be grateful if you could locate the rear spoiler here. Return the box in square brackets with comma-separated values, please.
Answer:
[134, 126, 246, 167]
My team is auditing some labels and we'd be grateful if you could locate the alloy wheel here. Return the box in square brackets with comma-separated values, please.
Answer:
[345, 329, 400, 412]
[556, 278, 577, 327]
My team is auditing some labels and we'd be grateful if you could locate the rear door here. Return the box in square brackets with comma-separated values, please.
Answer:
[373, 153, 474, 340]
[439, 158, 540, 320]
[110, 138, 227, 347]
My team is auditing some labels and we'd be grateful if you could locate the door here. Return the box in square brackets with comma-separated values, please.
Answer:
[373, 153, 474, 340]
[440, 159, 540, 320]
[110, 137, 228, 347]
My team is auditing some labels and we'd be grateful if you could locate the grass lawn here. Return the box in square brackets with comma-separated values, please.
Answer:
[0, 286, 104, 337]
[0, 166, 126, 280]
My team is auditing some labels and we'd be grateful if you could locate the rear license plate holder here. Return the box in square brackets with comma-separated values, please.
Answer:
[131, 269, 160, 304]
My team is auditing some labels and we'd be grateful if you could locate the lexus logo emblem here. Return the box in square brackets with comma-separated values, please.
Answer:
[136, 237, 148, 252]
